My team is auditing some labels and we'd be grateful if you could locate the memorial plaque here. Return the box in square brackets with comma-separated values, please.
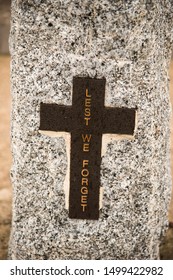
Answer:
[10, 0, 173, 260]
[40, 77, 136, 219]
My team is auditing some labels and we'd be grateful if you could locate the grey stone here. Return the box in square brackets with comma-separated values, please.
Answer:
[9, 0, 173, 259]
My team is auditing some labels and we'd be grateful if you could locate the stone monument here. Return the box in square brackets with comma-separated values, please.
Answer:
[9, 0, 173, 259]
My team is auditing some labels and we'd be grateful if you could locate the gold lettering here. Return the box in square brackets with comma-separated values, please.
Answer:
[86, 88, 91, 98]
[81, 168, 89, 177]
[82, 178, 88, 186]
[82, 159, 89, 168]
[81, 195, 87, 204]
[81, 86, 92, 213]
[81, 204, 87, 212]
[83, 143, 90, 152]
[85, 107, 91, 117]
[82, 134, 92, 143]
[81, 186, 88, 194]
[85, 98, 91, 107]
[84, 117, 91, 126]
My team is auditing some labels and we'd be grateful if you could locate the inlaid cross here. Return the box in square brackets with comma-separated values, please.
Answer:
[39, 77, 136, 220]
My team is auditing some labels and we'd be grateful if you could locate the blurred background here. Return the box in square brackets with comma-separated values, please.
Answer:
[0, 0, 173, 259]
[0, 0, 11, 54]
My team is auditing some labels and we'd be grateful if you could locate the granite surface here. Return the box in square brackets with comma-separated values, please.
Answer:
[9, 0, 173, 259]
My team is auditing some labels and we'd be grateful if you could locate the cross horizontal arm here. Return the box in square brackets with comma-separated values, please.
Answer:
[39, 102, 73, 132]
[102, 107, 136, 135]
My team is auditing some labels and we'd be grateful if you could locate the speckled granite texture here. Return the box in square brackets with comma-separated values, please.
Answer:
[9, 0, 173, 259]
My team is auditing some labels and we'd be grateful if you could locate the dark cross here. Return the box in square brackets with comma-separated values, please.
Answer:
[39, 77, 136, 220]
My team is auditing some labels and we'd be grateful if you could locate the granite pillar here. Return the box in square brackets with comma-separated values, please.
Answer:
[9, 0, 173, 259]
